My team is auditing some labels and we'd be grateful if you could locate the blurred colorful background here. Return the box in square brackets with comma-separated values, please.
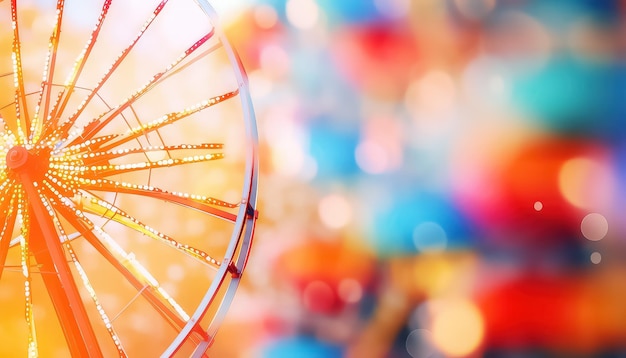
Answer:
[210, 0, 626, 357]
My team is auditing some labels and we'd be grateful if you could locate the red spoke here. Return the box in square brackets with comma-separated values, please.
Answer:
[21, 176, 103, 357]
[78, 178, 237, 223]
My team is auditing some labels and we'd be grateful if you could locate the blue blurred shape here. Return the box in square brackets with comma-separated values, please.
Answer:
[262, 335, 343, 358]
[308, 120, 360, 179]
[256, 0, 384, 24]
[369, 190, 473, 256]
[316, 0, 381, 24]
[511, 56, 620, 138]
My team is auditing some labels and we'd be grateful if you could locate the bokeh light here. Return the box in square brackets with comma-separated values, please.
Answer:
[580, 213, 609, 242]
[590, 252, 602, 264]
[318, 194, 352, 229]
[405, 329, 438, 358]
[430, 299, 484, 357]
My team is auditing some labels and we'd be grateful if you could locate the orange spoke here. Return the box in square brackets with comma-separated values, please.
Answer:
[48, 191, 207, 340]
[10, 0, 30, 141]
[69, 189, 222, 267]
[98, 91, 237, 152]
[42, 0, 114, 138]
[78, 178, 237, 223]
[65, 30, 217, 146]
[49, 0, 170, 144]
[76, 143, 223, 165]
[30, 0, 66, 143]
[0, 189, 17, 281]
[52, 151, 224, 178]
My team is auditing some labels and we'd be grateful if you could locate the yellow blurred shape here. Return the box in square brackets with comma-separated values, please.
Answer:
[318, 194, 352, 229]
[559, 157, 613, 210]
[431, 298, 484, 357]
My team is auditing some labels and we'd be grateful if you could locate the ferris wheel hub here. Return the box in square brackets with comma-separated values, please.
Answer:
[6, 145, 50, 181]
[6, 146, 29, 170]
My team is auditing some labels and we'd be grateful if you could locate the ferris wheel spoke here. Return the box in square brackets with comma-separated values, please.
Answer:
[10, 0, 30, 141]
[79, 151, 224, 177]
[96, 91, 238, 153]
[72, 191, 222, 268]
[78, 143, 223, 164]
[29, 0, 65, 144]
[65, 29, 217, 146]
[49, 198, 207, 340]
[42, 0, 114, 138]
[0, 194, 18, 281]
[50, 0, 170, 144]
[66, 241, 128, 357]
[18, 215, 38, 358]
[39, 191, 127, 355]
[22, 182, 103, 357]
[78, 178, 237, 223]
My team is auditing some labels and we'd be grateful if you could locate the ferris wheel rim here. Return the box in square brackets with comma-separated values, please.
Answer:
[163, 0, 259, 355]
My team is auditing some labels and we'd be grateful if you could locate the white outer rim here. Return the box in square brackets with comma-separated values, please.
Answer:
[162, 1, 259, 356]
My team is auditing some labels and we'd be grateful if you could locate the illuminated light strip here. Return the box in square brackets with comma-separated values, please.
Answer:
[10, 0, 29, 142]
[43, 191, 128, 356]
[0, 191, 18, 280]
[55, 134, 118, 156]
[30, 0, 66, 144]
[46, 190, 197, 337]
[58, 143, 223, 163]
[42, 181, 197, 347]
[16, 193, 38, 357]
[70, 256, 127, 356]
[47, 150, 225, 180]
[9, 231, 80, 248]
[128, 252, 190, 321]
[93, 227, 190, 322]
[43, 180, 221, 312]
[103, 91, 238, 149]
[43, 0, 114, 134]
[65, 29, 217, 146]
[73, 193, 221, 267]
[52, 0, 171, 144]
[76, 177, 238, 209]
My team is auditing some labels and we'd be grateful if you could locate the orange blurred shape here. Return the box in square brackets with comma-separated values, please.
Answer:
[223, 8, 286, 71]
[477, 268, 626, 352]
[275, 240, 375, 313]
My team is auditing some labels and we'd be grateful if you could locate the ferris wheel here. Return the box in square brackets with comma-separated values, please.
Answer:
[0, 0, 258, 356]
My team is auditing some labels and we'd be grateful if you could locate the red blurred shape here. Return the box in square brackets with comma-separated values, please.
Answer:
[302, 280, 338, 313]
[331, 23, 420, 99]
[476, 268, 626, 353]
[477, 274, 579, 349]
[455, 138, 611, 246]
